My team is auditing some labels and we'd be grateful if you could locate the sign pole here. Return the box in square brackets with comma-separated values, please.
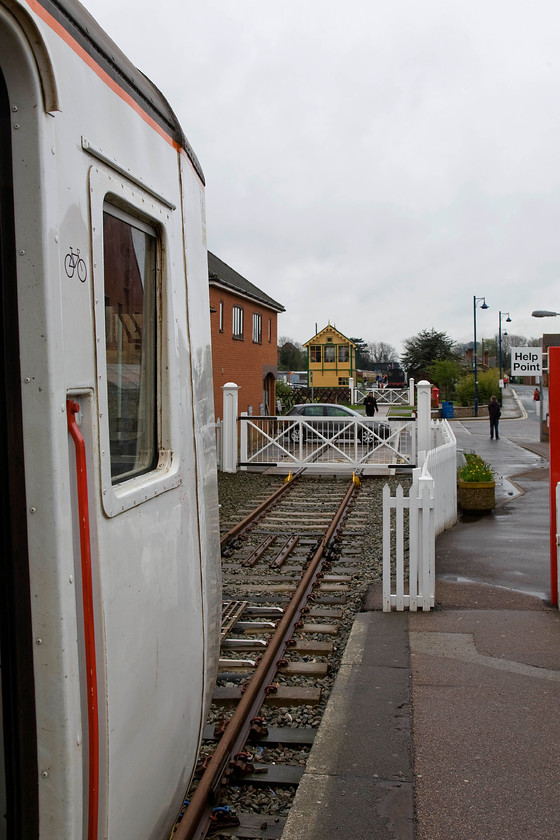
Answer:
[549, 346, 559, 607]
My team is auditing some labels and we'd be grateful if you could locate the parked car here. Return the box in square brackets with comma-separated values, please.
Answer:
[285, 403, 391, 444]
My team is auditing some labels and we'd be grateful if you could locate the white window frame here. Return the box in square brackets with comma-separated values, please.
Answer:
[252, 312, 262, 344]
[89, 166, 180, 517]
[233, 305, 244, 339]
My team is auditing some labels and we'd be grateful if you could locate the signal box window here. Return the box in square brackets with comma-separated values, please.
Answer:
[310, 346, 321, 363]
[103, 209, 158, 483]
[233, 306, 244, 339]
[324, 345, 335, 363]
[338, 346, 349, 363]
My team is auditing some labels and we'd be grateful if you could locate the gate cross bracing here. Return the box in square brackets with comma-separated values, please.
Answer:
[239, 415, 416, 472]
[354, 387, 410, 406]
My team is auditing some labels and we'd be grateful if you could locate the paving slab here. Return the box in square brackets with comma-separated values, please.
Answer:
[281, 612, 413, 840]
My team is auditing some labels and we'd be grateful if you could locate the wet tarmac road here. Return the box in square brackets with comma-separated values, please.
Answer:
[438, 386, 550, 599]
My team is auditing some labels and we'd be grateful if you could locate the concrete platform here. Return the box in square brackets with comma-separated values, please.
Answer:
[282, 390, 560, 839]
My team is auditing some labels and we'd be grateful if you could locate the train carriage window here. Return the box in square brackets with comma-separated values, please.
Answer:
[103, 207, 158, 482]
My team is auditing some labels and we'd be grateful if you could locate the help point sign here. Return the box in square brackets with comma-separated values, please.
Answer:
[510, 347, 542, 376]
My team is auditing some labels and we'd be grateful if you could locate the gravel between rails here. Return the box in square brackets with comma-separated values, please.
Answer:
[203, 470, 411, 833]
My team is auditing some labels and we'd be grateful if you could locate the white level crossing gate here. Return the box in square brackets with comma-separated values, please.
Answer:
[238, 415, 416, 472]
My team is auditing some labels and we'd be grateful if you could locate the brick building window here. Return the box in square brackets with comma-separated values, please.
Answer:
[252, 312, 262, 344]
[310, 346, 321, 363]
[219, 300, 224, 332]
[268, 318, 272, 343]
[233, 305, 244, 339]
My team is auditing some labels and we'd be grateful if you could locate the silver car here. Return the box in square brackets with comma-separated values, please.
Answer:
[285, 403, 391, 443]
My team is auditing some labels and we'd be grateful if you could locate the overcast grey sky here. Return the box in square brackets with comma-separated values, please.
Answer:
[85, 0, 560, 353]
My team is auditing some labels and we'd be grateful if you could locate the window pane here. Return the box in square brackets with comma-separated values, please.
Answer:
[310, 346, 321, 363]
[324, 345, 335, 363]
[252, 313, 262, 343]
[233, 306, 244, 338]
[338, 346, 349, 363]
[103, 210, 157, 483]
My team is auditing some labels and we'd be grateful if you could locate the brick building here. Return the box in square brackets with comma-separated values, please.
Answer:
[208, 253, 284, 419]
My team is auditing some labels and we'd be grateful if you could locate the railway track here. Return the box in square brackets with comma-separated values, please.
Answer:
[171, 471, 410, 840]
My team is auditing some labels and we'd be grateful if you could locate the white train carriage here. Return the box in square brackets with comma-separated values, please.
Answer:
[0, 1, 221, 837]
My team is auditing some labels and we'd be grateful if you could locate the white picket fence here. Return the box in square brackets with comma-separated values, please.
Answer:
[382, 419, 457, 611]
[421, 420, 457, 534]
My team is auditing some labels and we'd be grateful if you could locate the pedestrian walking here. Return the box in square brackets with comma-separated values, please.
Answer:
[488, 395, 501, 440]
[363, 392, 378, 416]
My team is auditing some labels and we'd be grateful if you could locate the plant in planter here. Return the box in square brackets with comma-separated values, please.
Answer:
[457, 452, 496, 511]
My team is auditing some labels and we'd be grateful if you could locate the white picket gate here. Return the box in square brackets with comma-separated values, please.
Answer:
[382, 417, 456, 612]
[382, 470, 435, 612]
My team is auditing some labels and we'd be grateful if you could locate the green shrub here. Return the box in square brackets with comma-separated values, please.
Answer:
[456, 369, 500, 406]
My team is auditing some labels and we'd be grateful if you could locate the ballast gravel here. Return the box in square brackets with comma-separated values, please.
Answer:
[201, 470, 411, 832]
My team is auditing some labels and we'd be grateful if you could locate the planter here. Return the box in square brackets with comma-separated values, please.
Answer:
[458, 479, 495, 511]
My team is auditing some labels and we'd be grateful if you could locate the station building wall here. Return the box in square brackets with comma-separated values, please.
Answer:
[209, 285, 278, 420]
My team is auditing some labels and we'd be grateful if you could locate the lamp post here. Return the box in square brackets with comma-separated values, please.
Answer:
[473, 295, 489, 417]
[498, 311, 511, 386]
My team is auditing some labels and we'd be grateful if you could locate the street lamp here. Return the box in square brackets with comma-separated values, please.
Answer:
[473, 295, 489, 417]
[498, 311, 511, 385]
[532, 310, 560, 318]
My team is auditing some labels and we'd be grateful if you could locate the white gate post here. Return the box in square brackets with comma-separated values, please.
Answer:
[409, 378, 415, 407]
[222, 382, 240, 473]
[417, 380, 431, 461]
[349, 377, 355, 404]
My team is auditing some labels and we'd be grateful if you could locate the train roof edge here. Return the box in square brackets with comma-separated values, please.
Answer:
[34, 0, 205, 184]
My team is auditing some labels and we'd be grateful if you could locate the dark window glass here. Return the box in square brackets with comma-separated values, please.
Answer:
[310, 346, 321, 363]
[103, 210, 157, 483]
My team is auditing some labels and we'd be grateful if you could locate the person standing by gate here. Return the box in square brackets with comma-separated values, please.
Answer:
[488, 395, 501, 440]
[364, 392, 379, 416]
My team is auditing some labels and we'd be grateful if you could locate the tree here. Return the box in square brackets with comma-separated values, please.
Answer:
[401, 329, 458, 381]
[426, 359, 463, 400]
[278, 339, 306, 371]
[368, 341, 398, 364]
[349, 337, 373, 370]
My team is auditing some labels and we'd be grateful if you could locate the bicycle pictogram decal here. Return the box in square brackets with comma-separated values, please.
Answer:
[64, 247, 87, 282]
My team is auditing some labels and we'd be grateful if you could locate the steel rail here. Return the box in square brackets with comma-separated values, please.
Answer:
[219, 468, 304, 550]
[174, 477, 360, 840]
